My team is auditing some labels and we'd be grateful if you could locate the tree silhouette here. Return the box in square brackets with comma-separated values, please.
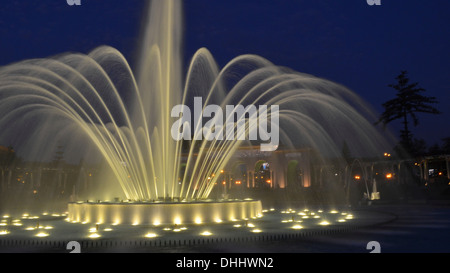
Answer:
[376, 71, 441, 155]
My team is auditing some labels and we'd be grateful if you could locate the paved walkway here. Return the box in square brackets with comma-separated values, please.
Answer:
[151, 203, 450, 253]
[2, 202, 450, 253]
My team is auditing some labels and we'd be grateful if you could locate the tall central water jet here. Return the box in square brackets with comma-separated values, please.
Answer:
[134, 0, 184, 200]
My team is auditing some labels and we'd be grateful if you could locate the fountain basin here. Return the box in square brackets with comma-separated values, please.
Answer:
[68, 199, 262, 225]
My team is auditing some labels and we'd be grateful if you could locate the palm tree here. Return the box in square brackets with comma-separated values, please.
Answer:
[376, 71, 441, 155]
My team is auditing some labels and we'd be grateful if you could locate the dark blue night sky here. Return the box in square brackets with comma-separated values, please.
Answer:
[0, 0, 449, 147]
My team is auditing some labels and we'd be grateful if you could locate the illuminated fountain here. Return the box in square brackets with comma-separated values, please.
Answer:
[0, 1, 391, 226]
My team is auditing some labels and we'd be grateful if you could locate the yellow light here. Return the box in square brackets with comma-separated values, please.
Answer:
[215, 219, 223, 223]
[3, 215, 10, 219]
[220, 170, 224, 174]
[0, 223, 6, 226]
[235, 181, 241, 185]
[103, 228, 113, 231]
[174, 217, 182, 225]
[338, 219, 347, 222]
[291, 225, 303, 230]
[200, 231, 213, 236]
[89, 227, 97, 233]
[25, 227, 36, 231]
[319, 221, 330, 226]
[354, 175, 361, 180]
[88, 233, 101, 239]
[251, 229, 262, 233]
[233, 224, 242, 228]
[35, 232, 49, 237]
[145, 232, 158, 238]
[386, 173, 393, 179]
[194, 218, 202, 224]
[0, 230, 9, 235]
[153, 220, 161, 226]
[247, 223, 255, 228]
[330, 210, 339, 214]
[173, 228, 181, 232]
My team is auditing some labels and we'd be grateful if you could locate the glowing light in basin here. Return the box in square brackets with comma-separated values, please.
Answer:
[145, 232, 158, 238]
[200, 231, 213, 236]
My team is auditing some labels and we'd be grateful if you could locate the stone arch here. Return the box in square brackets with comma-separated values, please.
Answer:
[287, 160, 300, 188]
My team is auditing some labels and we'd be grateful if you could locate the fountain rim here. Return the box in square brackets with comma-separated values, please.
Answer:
[69, 198, 259, 205]
[67, 199, 263, 225]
